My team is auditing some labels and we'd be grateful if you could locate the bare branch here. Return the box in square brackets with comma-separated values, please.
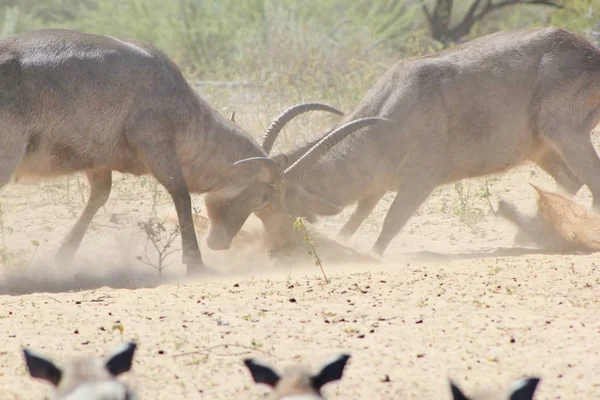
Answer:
[478, 0, 562, 20]
[425, 0, 564, 45]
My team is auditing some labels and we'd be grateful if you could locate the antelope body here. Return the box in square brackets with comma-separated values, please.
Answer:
[23, 342, 138, 399]
[243, 354, 351, 399]
[243, 27, 600, 257]
[0, 28, 364, 274]
[450, 377, 541, 400]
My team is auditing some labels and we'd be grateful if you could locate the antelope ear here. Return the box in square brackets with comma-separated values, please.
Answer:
[312, 354, 351, 390]
[23, 348, 62, 386]
[449, 380, 470, 400]
[233, 157, 279, 184]
[508, 377, 540, 400]
[105, 342, 137, 377]
[285, 184, 343, 216]
[243, 359, 281, 387]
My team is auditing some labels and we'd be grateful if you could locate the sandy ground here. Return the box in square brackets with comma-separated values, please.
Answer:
[1, 110, 600, 399]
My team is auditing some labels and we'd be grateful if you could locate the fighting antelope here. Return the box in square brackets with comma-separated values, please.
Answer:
[236, 28, 600, 257]
[0, 28, 362, 274]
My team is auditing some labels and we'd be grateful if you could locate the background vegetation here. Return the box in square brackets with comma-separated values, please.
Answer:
[0, 0, 597, 106]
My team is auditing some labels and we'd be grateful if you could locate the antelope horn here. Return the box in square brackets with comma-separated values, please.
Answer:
[230, 110, 236, 122]
[261, 103, 344, 154]
[283, 117, 394, 179]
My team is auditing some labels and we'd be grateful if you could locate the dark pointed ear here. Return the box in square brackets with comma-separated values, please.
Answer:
[23, 348, 62, 386]
[449, 379, 470, 400]
[105, 342, 137, 377]
[312, 354, 350, 390]
[243, 359, 281, 387]
[233, 157, 279, 184]
[285, 184, 342, 216]
[508, 377, 540, 400]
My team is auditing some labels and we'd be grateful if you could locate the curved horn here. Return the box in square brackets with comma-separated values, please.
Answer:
[261, 103, 345, 154]
[233, 156, 270, 166]
[283, 117, 394, 179]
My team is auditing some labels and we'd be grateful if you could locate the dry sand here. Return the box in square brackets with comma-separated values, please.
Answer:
[1, 117, 600, 399]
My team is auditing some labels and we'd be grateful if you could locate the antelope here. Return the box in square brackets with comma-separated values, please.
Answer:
[235, 27, 600, 258]
[243, 354, 351, 399]
[450, 377, 541, 400]
[0, 28, 385, 275]
[23, 342, 137, 399]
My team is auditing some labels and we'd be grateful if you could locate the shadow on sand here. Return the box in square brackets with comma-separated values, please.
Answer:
[0, 261, 204, 295]
[2, 246, 593, 296]
[405, 246, 592, 263]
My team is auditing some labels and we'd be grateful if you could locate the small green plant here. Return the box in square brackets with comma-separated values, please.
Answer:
[192, 206, 209, 236]
[293, 217, 328, 283]
[112, 322, 125, 342]
[140, 177, 161, 216]
[241, 314, 252, 321]
[453, 181, 484, 225]
[478, 177, 496, 213]
[343, 327, 359, 335]
[136, 219, 181, 276]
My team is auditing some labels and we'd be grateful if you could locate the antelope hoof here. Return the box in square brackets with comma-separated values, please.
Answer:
[185, 261, 219, 277]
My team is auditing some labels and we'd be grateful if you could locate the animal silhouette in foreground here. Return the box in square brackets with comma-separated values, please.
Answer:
[237, 27, 600, 258]
[23, 341, 137, 399]
[243, 354, 350, 399]
[450, 377, 541, 400]
[0, 28, 376, 275]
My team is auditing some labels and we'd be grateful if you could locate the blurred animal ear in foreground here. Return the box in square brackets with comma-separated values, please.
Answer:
[449, 377, 541, 400]
[105, 342, 137, 377]
[243, 358, 281, 387]
[311, 354, 351, 390]
[449, 379, 470, 400]
[23, 348, 63, 386]
[507, 377, 540, 400]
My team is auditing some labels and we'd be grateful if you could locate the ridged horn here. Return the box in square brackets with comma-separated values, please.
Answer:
[260, 103, 344, 154]
[283, 117, 394, 179]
